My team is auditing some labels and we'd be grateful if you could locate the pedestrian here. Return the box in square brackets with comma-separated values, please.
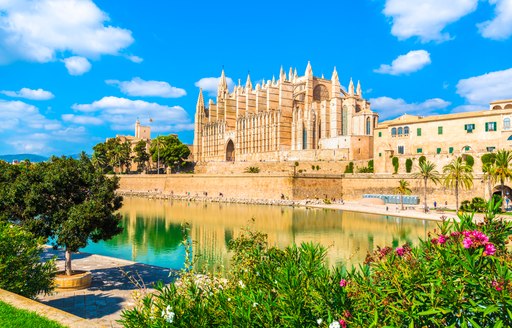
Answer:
[434, 201, 437, 209]
[386, 206, 389, 211]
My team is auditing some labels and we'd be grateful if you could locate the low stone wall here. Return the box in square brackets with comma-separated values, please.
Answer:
[118, 173, 488, 207]
[0, 288, 89, 328]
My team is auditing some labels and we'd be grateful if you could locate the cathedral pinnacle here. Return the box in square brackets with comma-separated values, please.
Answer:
[245, 72, 252, 90]
[331, 67, 339, 81]
[348, 78, 354, 96]
[196, 88, 205, 112]
[305, 61, 313, 77]
[219, 68, 228, 91]
[356, 80, 362, 97]
[280, 66, 286, 82]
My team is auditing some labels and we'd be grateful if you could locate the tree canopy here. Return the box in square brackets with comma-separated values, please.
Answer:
[150, 135, 190, 171]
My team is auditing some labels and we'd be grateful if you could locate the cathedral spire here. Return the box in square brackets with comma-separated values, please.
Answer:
[196, 88, 205, 112]
[348, 78, 354, 96]
[305, 61, 313, 77]
[219, 68, 228, 90]
[245, 72, 252, 90]
[356, 80, 362, 97]
[331, 67, 341, 97]
[288, 67, 293, 81]
[272, 75, 276, 84]
[279, 66, 286, 82]
[331, 66, 339, 82]
[294, 68, 298, 80]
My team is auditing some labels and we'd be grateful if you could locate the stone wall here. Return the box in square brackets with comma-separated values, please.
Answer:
[118, 172, 488, 208]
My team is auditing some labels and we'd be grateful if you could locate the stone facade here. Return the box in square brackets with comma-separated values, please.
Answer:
[113, 120, 152, 172]
[193, 62, 378, 163]
[374, 99, 512, 174]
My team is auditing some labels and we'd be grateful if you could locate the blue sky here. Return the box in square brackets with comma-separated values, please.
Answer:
[1, 0, 512, 156]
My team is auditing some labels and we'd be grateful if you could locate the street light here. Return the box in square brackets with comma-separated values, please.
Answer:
[157, 136, 160, 175]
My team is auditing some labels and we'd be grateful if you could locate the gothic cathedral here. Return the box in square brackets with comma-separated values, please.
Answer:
[193, 62, 378, 163]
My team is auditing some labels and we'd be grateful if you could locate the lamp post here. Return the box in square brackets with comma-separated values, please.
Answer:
[157, 136, 160, 175]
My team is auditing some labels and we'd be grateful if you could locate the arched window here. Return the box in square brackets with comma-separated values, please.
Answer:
[504, 118, 511, 130]
[302, 123, 307, 149]
[391, 128, 397, 137]
[366, 117, 371, 135]
[404, 126, 409, 135]
[313, 84, 330, 101]
[398, 127, 403, 136]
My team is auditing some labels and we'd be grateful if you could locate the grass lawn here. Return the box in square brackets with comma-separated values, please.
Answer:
[0, 300, 66, 328]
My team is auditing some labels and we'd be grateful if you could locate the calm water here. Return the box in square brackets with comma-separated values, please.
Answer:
[82, 197, 437, 271]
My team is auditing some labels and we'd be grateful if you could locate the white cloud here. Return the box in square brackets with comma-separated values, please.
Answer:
[374, 50, 431, 75]
[478, 0, 512, 40]
[194, 76, 235, 96]
[1, 87, 54, 100]
[370, 96, 451, 120]
[456, 67, 512, 105]
[106, 77, 187, 98]
[0, 99, 61, 131]
[0, 0, 133, 71]
[62, 114, 103, 125]
[6, 127, 88, 154]
[62, 56, 92, 75]
[126, 55, 143, 63]
[383, 0, 478, 42]
[71, 96, 193, 132]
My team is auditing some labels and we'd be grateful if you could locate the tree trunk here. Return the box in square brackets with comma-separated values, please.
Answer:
[400, 194, 404, 211]
[455, 179, 459, 213]
[424, 178, 428, 213]
[65, 248, 73, 276]
[488, 178, 492, 201]
[502, 178, 505, 211]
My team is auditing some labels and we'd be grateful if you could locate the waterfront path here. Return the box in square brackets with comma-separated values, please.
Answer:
[39, 248, 175, 327]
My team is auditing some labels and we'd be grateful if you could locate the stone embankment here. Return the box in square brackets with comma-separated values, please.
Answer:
[118, 190, 333, 207]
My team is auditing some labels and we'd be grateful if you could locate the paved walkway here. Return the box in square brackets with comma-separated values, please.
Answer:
[39, 249, 175, 327]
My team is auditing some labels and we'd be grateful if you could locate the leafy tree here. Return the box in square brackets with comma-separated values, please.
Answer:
[412, 160, 441, 212]
[443, 156, 474, 212]
[150, 135, 191, 173]
[0, 222, 56, 298]
[492, 149, 512, 211]
[463, 154, 474, 167]
[395, 179, 412, 210]
[106, 137, 132, 173]
[344, 162, 354, 173]
[92, 141, 112, 173]
[133, 140, 150, 173]
[405, 158, 413, 173]
[483, 162, 496, 200]
[392, 156, 399, 174]
[481, 152, 497, 166]
[1, 154, 123, 276]
[418, 155, 426, 165]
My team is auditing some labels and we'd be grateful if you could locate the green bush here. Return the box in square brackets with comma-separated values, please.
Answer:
[464, 154, 475, 167]
[419, 155, 426, 165]
[461, 197, 487, 212]
[0, 222, 56, 299]
[392, 156, 399, 174]
[344, 162, 354, 173]
[405, 158, 413, 173]
[244, 166, 260, 173]
[121, 199, 512, 327]
[368, 160, 374, 171]
[482, 153, 496, 165]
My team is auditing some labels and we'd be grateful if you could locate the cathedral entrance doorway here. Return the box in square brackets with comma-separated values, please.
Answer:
[226, 140, 235, 162]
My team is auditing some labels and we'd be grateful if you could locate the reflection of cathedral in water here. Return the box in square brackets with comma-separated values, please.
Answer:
[118, 197, 434, 270]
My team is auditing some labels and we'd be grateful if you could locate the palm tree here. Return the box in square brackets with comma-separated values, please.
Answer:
[395, 179, 412, 210]
[443, 157, 473, 212]
[492, 149, 512, 211]
[482, 162, 496, 201]
[412, 160, 441, 213]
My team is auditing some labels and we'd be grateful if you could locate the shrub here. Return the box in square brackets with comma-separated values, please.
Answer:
[482, 153, 496, 165]
[121, 199, 512, 327]
[368, 160, 374, 171]
[405, 158, 413, 173]
[344, 162, 354, 173]
[463, 154, 475, 167]
[0, 222, 56, 299]
[392, 156, 399, 174]
[461, 197, 487, 212]
[418, 155, 426, 165]
[316, 165, 320, 171]
[244, 166, 260, 173]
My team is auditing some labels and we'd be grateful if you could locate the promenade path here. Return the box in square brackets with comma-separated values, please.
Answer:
[39, 248, 175, 328]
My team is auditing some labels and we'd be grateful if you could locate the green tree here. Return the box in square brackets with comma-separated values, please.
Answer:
[443, 157, 474, 211]
[412, 160, 441, 213]
[395, 179, 412, 210]
[492, 149, 512, 211]
[2, 154, 123, 276]
[0, 222, 56, 298]
[133, 140, 150, 173]
[150, 135, 190, 173]
[392, 157, 399, 174]
[405, 158, 413, 173]
[108, 138, 132, 173]
[482, 162, 496, 201]
[92, 141, 111, 173]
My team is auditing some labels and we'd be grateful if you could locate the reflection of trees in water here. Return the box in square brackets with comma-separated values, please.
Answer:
[103, 214, 184, 254]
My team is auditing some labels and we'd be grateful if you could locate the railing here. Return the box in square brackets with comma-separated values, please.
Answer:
[363, 194, 420, 205]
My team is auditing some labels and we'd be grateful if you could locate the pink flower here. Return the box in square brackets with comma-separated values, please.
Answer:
[463, 237, 473, 249]
[484, 243, 496, 256]
[343, 310, 352, 318]
[339, 279, 347, 287]
[492, 280, 503, 291]
[339, 319, 347, 328]
[395, 247, 405, 257]
[438, 235, 447, 244]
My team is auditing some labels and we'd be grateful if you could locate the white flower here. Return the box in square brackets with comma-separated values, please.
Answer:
[227, 298, 231, 301]
[329, 321, 341, 328]
[238, 280, 246, 289]
[253, 302, 258, 308]
[317, 318, 323, 325]
[161, 305, 175, 324]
